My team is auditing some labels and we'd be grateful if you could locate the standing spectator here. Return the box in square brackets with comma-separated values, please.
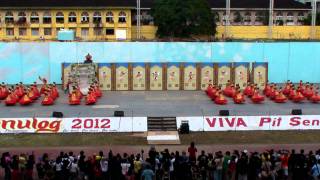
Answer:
[188, 142, 197, 164]
[78, 151, 86, 179]
[197, 150, 208, 180]
[223, 151, 231, 180]
[280, 151, 289, 180]
[207, 153, 215, 180]
[237, 153, 249, 180]
[169, 152, 175, 180]
[25, 154, 35, 180]
[1, 152, 12, 180]
[69, 159, 79, 180]
[141, 164, 155, 180]
[100, 157, 109, 180]
[248, 152, 261, 180]
[134, 154, 143, 180]
[227, 155, 237, 180]
[311, 159, 320, 180]
[214, 151, 223, 180]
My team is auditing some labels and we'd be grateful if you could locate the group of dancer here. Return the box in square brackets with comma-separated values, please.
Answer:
[206, 80, 320, 105]
[205, 80, 265, 105]
[68, 82, 102, 105]
[0, 77, 59, 106]
[264, 80, 320, 103]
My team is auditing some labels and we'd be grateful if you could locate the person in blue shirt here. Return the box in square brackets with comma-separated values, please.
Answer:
[142, 164, 155, 180]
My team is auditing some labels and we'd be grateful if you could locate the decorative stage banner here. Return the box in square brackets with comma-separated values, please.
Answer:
[200, 63, 214, 90]
[62, 63, 72, 91]
[149, 63, 163, 90]
[253, 62, 268, 90]
[115, 63, 129, 90]
[233, 62, 250, 90]
[183, 63, 197, 90]
[98, 63, 112, 90]
[167, 63, 180, 90]
[177, 115, 320, 131]
[0, 117, 147, 133]
[217, 63, 231, 88]
[132, 63, 146, 90]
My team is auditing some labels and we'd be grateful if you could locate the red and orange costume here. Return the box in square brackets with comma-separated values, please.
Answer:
[233, 91, 245, 104]
[4, 93, 17, 106]
[86, 91, 97, 105]
[251, 90, 265, 103]
[94, 85, 102, 98]
[214, 93, 228, 105]
[223, 85, 236, 97]
[0, 85, 9, 100]
[310, 92, 320, 103]
[282, 83, 292, 95]
[31, 84, 40, 99]
[302, 85, 314, 99]
[292, 91, 305, 103]
[19, 94, 32, 105]
[69, 90, 81, 105]
[274, 92, 287, 103]
[41, 94, 54, 105]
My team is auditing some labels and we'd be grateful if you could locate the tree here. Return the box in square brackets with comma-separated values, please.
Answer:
[303, 13, 320, 25]
[151, 0, 216, 38]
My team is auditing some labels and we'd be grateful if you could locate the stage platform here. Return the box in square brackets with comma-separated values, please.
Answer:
[0, 91, 319, 118]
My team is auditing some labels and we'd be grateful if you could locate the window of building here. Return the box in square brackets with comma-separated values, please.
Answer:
[5, 12, 14, 24]
[68, 12, 77, 23]
[19, 28, 27, 36]
[6, 28, 14, 36]
[81, 12, 89, 23]
[30, 12, 39, 23]
[94, 27, 102, 36]
[106, 11, 114, 23]
[118, 11, 126, 23]
[31, 28, 39, 36]
[275, 12, 284, 25]
[44, 28, 52, 36]
[43, 11, 52, 24]
[93, 12, 102, 23]
[18, 12, 27, 23]
[106, 28, 114, 35]
[81, 28, 89, 36]
[286, 12, 294, 24]
[244, 12, 251, 22]
[141, 11, 154, 25]
[255, 12, 264, 23]
[56, 12, 64, 24]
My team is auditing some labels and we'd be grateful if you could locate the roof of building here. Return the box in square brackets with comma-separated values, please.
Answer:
[0, 0, 311, 9]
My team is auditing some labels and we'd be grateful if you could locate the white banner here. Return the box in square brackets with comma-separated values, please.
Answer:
[0, 117, 147, 133]
[177, 115, 320, 131]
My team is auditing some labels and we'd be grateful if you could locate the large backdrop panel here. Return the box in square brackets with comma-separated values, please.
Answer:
[0, 42, 319, 84]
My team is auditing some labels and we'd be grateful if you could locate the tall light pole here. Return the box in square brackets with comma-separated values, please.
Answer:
[268, 0, 274, 39]
[136, 0, 141, 40]
[225, 0, 231, 38]
[311, 0, 317, 39]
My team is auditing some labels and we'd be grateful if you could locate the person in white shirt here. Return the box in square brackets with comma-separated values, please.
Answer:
[100, 157, 108, 179]
[69, 159, 79, 180]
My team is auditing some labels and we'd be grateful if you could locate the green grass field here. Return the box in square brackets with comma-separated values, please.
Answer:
[1, 130, 320, 147]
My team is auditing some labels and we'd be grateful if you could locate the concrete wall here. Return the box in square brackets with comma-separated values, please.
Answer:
[0, 42, 319, 84]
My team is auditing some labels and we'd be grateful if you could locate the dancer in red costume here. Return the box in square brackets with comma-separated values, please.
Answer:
[0, 83, 9, 100]
[75, 86, 83, 100]
[233, 90, 245, 104]
[244, 83, 253, 96]
[14, 84, 24, 98]
[41, 92, 54, 105]
[282, 80, 292, 95]
[69, 89, 81, 105]
[251, 88, 265, 103]
[205, 80, 213, 95]
[310, 87, 320, 103]
[207, 85, 217, 100]
[269, 86, 279, 100]
[86, 89, 97, 105]
[19, 90, 32, 105]
[214, 92, 228, 105]
[274, 89, 287, 103]
[31, 82, 40, 98]
[288, 88, 296, 100]
[39, 76, 48, 94]
[292, 90, 305, 103]
[94, 82, 102, 98]
[4, 90, 17, 106]
[27, 87, 37, 101]
[52, 82, 59, 98]
[265, 83, 274, 97]
[303, 84, 314, 99]
[223, 84, 236, 98]
[263, 81, 270, 94]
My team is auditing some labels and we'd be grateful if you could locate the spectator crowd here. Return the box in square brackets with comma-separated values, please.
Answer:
[2, 142, 320, 180]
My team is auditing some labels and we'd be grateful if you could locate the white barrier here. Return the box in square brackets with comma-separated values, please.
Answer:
[177, 115, 320, 131]
[0, 117, 147, 133]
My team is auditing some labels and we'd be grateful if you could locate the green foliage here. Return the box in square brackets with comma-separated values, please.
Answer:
[151, 0, 217, 38]
[303, 13, 320, 25]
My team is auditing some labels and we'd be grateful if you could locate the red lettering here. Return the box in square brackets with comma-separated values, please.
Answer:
[289, 117, 300, 126]
[1, 120, 16, 129]
[303, 120, 310, 126]
[225, 118, 235, 127]
[236, 118, 247, 127]
[206, 118, 216, 127]
[259, 117, 271, 127]
[312, 119, 320, 126]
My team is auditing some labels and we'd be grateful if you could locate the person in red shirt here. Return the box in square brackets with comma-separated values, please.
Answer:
[188, 142, 197, 164]
[280, 151, 289, 178]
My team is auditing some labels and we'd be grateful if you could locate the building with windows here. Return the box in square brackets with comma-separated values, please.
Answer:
[0, 0, 315, 41]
